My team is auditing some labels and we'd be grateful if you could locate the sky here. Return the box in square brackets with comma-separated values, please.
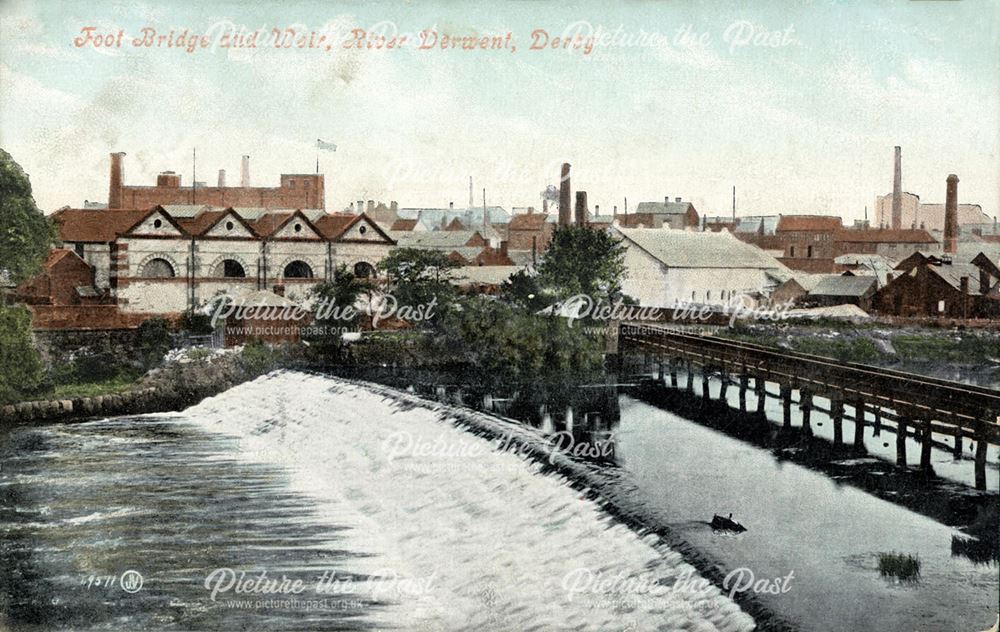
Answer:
[1, 0, 997, 222]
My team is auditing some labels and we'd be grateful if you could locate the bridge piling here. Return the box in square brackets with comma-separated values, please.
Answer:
[755, 377, 766, 415]
[685, 361, 694, 393]
[701, 370, 710, 401]
[920, 419, 933, 474]
[780, 384, 792, 429]
[719, 369, 729, 401]
[853, 400, 866, 451]
[831, 395, 844, 446]
[800, 390, 813, 437]
[738, 372, 748, 412]
[897, 416, 909, 466]
[657, 359, 665, 383]
[975, 426, 988, 490]
[669, 360, 678, 388]
[873, 407, 881, 437]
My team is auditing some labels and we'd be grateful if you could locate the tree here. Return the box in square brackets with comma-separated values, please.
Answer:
[499, 268, 550, 313]
[305, 264, 368, 357]
[0, 150, 52, 403]
[377, 247, 459, 322]
[0, 305, 44, 404]
[0, 148, 53, 284]
[537, 225, 628, 303]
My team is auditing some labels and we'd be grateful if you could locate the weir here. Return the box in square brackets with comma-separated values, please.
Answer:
[620, 324, 1000, 490]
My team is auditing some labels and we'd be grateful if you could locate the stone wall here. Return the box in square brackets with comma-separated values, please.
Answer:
[32, 327, 140, 367]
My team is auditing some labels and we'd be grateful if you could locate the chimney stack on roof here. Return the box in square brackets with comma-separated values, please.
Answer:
[240, 155, 250, 188]
[217, 169, 226, 187]
[944, 173, 959, 254]
[558, 163, 572, 227]
[108, 152, 125, 209]
[891, 146, 902, 230]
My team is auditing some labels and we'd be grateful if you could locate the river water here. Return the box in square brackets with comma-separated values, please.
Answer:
[1, 370, 996, 631]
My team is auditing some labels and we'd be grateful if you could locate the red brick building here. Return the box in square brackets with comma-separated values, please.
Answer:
[108, 152, 325, 210]
[15, 249, 102, 306]
[507, 213, 555, 252]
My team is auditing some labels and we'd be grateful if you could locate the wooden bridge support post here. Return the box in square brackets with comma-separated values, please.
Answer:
[719, 369, 729, 402]
[896, 416, 909, 466]
[951, 417, 963, 459]
[780, 384, 792, 429]
[685, 360, 694, 393]
[657, 359, 665, 383]
[919, 419, 933, 474]
[975, 425, 988, 491]
[873, 407, 881, 437]
[853, 399, 866, 451]
[702, 368, 711, 401]
[738, 373, 748, 412]
[800, 390, 813, 437]
[669, 360, 678, 388]
[756, 376, 766, 415]
[831, 395, 844, 446]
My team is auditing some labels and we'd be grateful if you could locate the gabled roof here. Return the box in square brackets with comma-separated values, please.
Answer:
[634, 201, 695, 215]
[614, 227, 786, 269]
[926, 262, 988, 293]
[808, 275, 876, 297]
[51, 208, 151, 243]
[249, 210, 324, 239]
[187, 207, 259, 237]
[122, 205, 191, 237]
[509, 213, 551, 230]
[395, 230, 483, 249]
[776, 215, 843, 232]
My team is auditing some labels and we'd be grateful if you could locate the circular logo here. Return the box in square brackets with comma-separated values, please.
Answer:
[120, 570, 143, 594]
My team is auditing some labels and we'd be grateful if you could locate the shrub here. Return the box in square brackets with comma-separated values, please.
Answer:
[136, 317, 173, 369]
[877, 552, 920, 581]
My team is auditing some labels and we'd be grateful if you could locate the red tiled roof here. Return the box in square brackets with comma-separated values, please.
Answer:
[776, 215, 843, 232]
[52, 208, 150, 243]
[176, 210, 227, 236]
[509, 213, 551, 230]
[834, 229, 937, 244]
[313, 213, 358, 239]
[391, 219, 418, 231]
[249, 212, 295, 237]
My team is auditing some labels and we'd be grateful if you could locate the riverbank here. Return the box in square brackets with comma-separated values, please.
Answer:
[0, 343, 300, 428]
[716, 322, 1000, 388]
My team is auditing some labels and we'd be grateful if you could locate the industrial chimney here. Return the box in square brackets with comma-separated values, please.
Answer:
[575, 191, 587, 225]
[944, 174, 959, 253]
[891, 146, 902, 230]
[558, 163, 572, 227]
[217, 169, 226, 187]
[108, 152, 125, 209]
[240, 155, 250, 188]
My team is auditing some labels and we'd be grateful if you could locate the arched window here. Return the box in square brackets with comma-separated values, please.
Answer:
[353, 261, 375, 278]
[215, 259, 246, 278]
[141, 258, 175, 278]
[283, 260, 313, 279]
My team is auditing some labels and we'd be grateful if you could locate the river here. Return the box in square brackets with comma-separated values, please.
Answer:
[0, 370, 996, 631]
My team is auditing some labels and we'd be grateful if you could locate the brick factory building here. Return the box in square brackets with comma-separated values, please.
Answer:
[107, 152, 325, 210]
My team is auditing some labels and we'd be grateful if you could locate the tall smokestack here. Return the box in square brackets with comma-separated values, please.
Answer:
[217, 169, 226, 187]
[944, 174, 959, 253]
[542, 198, 549, 214]
[240, 155, 250, 188]
[891, 146, 902, 230]
[108, 152, 125, 209]
[469, 176, 474, 208]
[575, 191, 587, 225]
[558, 163, 572, 227]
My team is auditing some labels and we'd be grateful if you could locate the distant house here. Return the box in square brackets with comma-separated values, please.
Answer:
[507, 212, 556, 254]
[613, 226, 787, 307]
[834, 228, 939, 261]
[619, 198, 699, 230]
[15, 249, 103, 306]
[805, 274, 877, 311]
[872, 251, 1000, 318]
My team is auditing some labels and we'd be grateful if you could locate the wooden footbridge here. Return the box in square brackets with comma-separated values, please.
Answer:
[619, 324, 1000, 490]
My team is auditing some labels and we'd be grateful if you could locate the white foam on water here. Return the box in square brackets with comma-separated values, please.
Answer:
[183, 371, 756, 632]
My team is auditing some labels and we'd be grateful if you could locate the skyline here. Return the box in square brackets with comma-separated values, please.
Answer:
[1, 0, 997, 220]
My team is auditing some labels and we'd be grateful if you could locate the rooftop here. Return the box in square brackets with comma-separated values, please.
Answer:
[614, 226, 786, 269]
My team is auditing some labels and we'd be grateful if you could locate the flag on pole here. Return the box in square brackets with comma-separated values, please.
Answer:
[316, 139, 337, 152]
